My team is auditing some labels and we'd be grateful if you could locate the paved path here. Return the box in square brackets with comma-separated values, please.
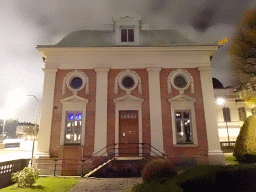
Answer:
[68, 177, 142, 192]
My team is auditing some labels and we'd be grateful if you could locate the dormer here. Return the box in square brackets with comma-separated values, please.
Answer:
[113, 13, 142, 46]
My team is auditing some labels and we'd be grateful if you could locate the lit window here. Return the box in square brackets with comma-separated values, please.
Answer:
[223, 108, 231, 122]
[238, 107, 246, 121]
[65, 111, 82, 145]
[121, 29, 134, 42]
[175, 110, 193, 144]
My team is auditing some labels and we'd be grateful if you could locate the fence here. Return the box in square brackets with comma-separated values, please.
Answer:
[0, 159, 30, 189]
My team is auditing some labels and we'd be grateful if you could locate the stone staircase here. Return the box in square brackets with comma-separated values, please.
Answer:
[84, 158, 115, 177]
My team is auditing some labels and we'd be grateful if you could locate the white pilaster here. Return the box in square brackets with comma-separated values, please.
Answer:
[198, 66, 225, 165]
[36, 68, 58, 156]
[146, 67, 164, 153]
[94, 67, 110, 155]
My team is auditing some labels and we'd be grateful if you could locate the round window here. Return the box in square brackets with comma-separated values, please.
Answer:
[174, 75, 187, 88]
[70, 77, 83, 89]
[122, 76, 135, 89]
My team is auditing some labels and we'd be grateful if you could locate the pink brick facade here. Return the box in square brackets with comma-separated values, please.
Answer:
[48, 68, 209, 165]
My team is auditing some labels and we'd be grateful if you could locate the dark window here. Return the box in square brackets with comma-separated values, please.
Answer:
[122, 76, 135, 89]
[174, 75, 187, 88]
[223, 108, 231, 122]
[121, 29, 134, 42]
[238, 107, 246, 121]
[175, 110, 192, 144]
[70, 77, 83, 89]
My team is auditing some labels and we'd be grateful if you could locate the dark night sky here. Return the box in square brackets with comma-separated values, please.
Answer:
[0, 0, 255, 122]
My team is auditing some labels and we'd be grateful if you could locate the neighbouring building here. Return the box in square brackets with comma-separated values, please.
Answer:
[36, 13, 224, 175]
[16, 122, 39, 140]
[214, 84, 252, 142]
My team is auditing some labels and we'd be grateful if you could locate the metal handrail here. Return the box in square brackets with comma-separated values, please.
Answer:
[35, 143, 170, 176]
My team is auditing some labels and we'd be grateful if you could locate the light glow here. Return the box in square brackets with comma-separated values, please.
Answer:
[217, 98, 225, 106]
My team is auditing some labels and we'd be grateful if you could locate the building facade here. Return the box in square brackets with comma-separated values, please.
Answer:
[36, 13, 224, 173]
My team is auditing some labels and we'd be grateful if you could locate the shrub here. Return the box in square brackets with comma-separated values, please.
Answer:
[11, 167, 40, 187]
[141, 159, 177, 182]
[234, 116, 256, 161]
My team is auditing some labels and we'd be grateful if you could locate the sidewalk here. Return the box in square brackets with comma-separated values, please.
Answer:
[68, 177, 142, 192]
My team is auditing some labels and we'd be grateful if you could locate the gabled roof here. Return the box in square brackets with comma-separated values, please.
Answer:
[113, 94, 144, 103]
[168, 94, 197, 103]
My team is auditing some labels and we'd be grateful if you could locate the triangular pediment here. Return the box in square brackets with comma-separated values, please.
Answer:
[113, 10, 142, 21]
[61, 95, 89, 104]
[168, 94, 196, 103]
[113, 94, 144, 103]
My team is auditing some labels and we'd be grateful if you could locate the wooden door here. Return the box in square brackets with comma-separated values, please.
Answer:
[119, 110, 139, 156]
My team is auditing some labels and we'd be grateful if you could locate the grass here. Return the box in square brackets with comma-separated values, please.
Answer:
[0, 177, 79, 192]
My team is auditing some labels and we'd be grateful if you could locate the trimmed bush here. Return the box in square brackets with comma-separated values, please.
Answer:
[141, 159, 177, 182]
[234, 116, 256, 161]
[11, 167, 40, 187]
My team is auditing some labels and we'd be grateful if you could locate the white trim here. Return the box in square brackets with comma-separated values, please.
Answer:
[198, 66, 224, 164]
[36, 68, 58, 155]
[167, 69, 194, 94]
[115, 69, 142, 95]
[94, 67, 110, 155]
[60, 95, 89, 146]
[62, 70, 89, 95]
[168, 94, 198, 145]
[146, 67, 164, 153]
[113, 95, 144, 156]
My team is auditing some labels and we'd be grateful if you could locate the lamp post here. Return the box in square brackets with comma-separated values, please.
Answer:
[217, 98, 231, 146]
[27, 95, 39, 166]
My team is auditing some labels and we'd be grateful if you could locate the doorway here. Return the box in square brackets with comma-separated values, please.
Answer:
[119, 110, 139, 156]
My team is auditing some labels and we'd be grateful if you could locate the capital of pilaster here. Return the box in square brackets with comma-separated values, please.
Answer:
[146, 67, 161, 72]
[198, 66, 213, 73]
[95, 67, 110, 73]
[42, 68, 58, 74]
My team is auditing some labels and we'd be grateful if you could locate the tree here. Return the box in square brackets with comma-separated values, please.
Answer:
[229, 9, 256, 106]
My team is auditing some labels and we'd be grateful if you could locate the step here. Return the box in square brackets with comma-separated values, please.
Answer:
[84, 158, 114, 177]
[115, 156, 143, 161]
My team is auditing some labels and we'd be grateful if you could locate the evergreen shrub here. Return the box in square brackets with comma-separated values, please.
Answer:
[141, 159, 177, 182]
[11, 167, 40, 187]
[234, 116, 256, 161]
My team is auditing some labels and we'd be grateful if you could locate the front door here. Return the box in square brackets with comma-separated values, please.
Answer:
[119, 110, 139, 156]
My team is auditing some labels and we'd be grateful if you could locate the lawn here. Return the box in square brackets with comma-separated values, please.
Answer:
[0, 177, 79, 192]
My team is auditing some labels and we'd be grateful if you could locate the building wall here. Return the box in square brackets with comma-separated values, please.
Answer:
[50, 69, 96, 157]
[50, 68, 209, 160]
[160, 68, 208, 158]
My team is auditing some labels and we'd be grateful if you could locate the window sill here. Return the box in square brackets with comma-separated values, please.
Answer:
[173, 144, 198, 147]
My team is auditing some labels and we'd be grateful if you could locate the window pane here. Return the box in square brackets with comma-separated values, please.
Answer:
[176, 120, 182, 132]
[184, 120, 191, 142]
[128, 29, 134, 42]
[176, 112, 182, 118]
[121, 29, 127, 42]
[65, 111, 82, 145]
[183, 111, 189, 118]
[223, 108, 231, 122]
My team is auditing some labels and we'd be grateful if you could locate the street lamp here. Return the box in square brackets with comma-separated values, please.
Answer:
[216, 97, 231, 146]
[26, 95, 39, 167]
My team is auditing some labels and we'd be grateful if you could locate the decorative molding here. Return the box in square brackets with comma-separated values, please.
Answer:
[167, 69, 194, 95]
[62, 70, 89, 96]
[114, 69, 142, 95]
[113, 94, 144, 103]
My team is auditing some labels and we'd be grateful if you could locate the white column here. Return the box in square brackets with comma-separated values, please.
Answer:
[94, 67, 110, 155]
[146, 68, 164, 153]
[36, 68, 58, 156]
[198, 66, 225, 165]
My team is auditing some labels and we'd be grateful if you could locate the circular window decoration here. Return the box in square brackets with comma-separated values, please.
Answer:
[122, 76, 135, 89]
[116, 70, 140, 95]
[70, 77, 83, 89]
[174, 75, 187, 88]
[168, 69, 193, 94]
[64, 70, 89, 95]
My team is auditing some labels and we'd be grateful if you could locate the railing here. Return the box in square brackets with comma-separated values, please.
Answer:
[36, 143, 170, 177]
[0, 159, 30, 189]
